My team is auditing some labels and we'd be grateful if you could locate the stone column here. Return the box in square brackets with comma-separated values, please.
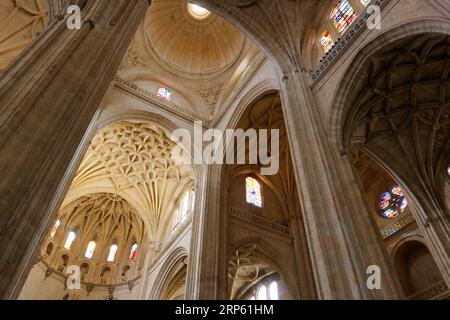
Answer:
[278, 69, 401, 299]
[0, 0, 150, 299]
[139, 242, 161, 299]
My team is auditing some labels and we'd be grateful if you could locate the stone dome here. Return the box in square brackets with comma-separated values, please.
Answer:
[144, 0, 246, 79]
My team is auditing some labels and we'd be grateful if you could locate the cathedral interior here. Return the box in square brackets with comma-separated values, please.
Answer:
[0, 0, 449, 301]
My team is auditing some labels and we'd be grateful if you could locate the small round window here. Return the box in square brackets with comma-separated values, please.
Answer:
[379, 185, 408, 219]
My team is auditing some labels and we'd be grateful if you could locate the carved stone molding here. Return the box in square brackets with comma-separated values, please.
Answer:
[229, 207, 290, 235]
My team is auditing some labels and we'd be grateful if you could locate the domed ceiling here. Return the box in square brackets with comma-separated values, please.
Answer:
[144, 0, 246, 80]
[115, 0, 267, 121]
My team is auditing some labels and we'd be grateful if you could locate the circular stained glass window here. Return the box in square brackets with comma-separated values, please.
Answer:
[379, 185, 408, 219]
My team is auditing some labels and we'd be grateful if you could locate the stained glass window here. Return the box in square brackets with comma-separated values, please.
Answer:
[246, 177, 262, 208]
[379, 185, 408, 219]
[361, 0, 371, 6]
[320, 31, 335, 53]
[447, 164, 450, 176]
[85, 241, 96, 259]
[50, 219, 60, 238]
[130, 243, 138, 262]
[157, 87, 172, 102]
[107, 244, 118, 262]
[329, 0, 357, 34]
[64, 231, 76, 250]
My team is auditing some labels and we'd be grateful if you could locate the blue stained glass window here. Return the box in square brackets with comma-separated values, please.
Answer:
[246, 177, 262, 208]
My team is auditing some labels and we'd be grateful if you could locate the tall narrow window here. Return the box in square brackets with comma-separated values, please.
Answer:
[130, 243, 138, 262]
[64, 231, 76, 250]
[190, 190, 196, 212]
[107, 244, 119, 262]
[180, 192, 190, 220]
[50, 219, 61, 238]
[329, 0, 356, 34]
[269, 281, 279, 300]
[320, 31, 335, 53]
[246, 177, 262, 207]
[157, 87, 172, 102]
[447, 164, 450, 176]
[257, 285, 268, 300]
[85, 241, 96, 259]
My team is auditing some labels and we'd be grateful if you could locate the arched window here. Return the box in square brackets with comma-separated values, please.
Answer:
[379, 185, 408, 219]
[246, 177, 262, 208]
[257, 285, 268, 300]
[50, 219, 60, 238]
[64, 231, 76, 250]
[107, 244, 119, 262]
[157, 87, 172, 102]
[249, 280, 280, 300]
[361, 0, 371, 5]
[130, 243, 138, 262]
[269, 281, 279, 300]
[329, 0, 356, 34]
[85, 241, 96, 259]
[320, 31, 335, 53]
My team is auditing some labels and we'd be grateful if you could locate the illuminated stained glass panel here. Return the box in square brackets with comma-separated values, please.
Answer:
[85, 241, 96, 259]
[447, 164, 450, 176]
[130, 243, 138, 262]
[329, 0, 357, 34]
[246, 177, 262, 208]
[320, 31, 335, 53]
[64, 231, 76, 250]
[50, 219, 60, 238]
[379, 185, 408, 219]
[361, 0, 371, 6]
[157, 87, 172, 102]
[107, 244, 118, 262]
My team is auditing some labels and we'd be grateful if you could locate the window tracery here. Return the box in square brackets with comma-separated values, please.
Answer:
[329, 0, 356, 34]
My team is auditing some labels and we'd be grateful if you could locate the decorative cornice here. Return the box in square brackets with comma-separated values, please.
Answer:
[380, 213, 415, 239]
[114, 77, 210, 124]
[407, 281, 449, 300]
[37, 257, 141, 290]
[309, 0, 387, 83]
[229, 207, 290, 235]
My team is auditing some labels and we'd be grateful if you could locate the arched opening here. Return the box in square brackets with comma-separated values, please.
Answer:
[160, 257, 188, 300]
[333, 28, 450, 297]
[222, 91, 316, 299]
[18, 118, 196, 300]
[228, 243, 289, 300]
[1, 1, 448, 302]
[394, 241, 445, 299]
